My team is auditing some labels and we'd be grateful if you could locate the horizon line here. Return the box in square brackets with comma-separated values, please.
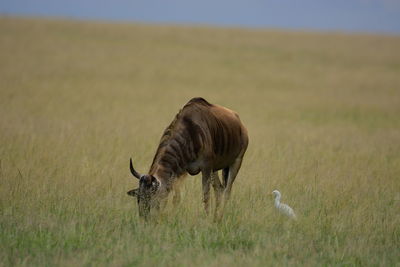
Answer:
[2, 13, 400, 37]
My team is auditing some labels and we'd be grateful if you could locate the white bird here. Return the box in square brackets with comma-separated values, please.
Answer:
[272, 190, 297, 219]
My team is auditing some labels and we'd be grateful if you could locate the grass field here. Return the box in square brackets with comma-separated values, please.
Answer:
[1, 16, 400, 266]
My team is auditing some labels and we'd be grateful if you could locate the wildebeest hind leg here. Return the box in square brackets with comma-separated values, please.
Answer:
[216, 157, 244, 220]
[225, 159, 243, 200]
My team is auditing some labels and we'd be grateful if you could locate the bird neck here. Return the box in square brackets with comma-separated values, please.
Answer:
[274, 197, 281, 208]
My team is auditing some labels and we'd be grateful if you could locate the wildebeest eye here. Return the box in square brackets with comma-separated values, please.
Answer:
[151, 176, 159, 187]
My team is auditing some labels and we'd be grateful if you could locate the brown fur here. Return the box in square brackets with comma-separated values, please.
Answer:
[128, 97, 248, 219]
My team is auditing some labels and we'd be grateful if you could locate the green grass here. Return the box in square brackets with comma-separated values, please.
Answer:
[1, 16, 400, 266]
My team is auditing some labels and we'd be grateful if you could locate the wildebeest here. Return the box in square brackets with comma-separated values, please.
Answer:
[127, 97, 248, 219]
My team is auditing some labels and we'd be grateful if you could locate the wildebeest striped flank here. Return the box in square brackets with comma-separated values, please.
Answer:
[127, 97, 248, 219]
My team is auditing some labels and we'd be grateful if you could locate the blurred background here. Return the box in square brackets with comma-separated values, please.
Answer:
[1, 0, 400, 34]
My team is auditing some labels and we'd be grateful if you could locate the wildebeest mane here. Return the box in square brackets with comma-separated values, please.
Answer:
[148, 98, 210, 177]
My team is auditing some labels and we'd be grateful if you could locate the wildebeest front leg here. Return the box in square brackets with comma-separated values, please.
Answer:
[211, 171, 223, 218]
[173, 187, 181, 206]
[202, 169, 211, 215]
[222, 167, 229, 188]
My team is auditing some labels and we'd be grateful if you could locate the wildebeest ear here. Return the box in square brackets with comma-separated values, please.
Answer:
[127, 188, 139, 197]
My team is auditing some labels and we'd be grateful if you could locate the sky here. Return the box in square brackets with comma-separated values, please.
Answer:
[1, 0, 400, 34]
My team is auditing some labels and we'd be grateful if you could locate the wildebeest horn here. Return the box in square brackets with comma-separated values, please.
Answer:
[130, 158, 142, 179]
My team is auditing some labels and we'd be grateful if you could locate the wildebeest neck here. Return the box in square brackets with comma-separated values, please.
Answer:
[149, 115, 204, 187]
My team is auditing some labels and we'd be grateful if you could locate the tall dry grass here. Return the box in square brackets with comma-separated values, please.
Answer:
[0, 17, 399, 266]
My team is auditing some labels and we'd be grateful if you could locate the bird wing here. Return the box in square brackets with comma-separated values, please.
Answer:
[279, 203, 296, 219]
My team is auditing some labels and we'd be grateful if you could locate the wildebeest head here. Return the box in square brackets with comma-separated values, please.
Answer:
[127, 158, 160, 218]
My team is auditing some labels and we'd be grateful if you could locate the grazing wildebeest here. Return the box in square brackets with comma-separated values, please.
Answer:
[127, 97, 248, 220]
